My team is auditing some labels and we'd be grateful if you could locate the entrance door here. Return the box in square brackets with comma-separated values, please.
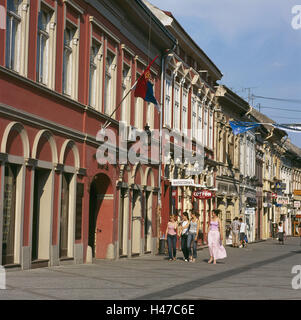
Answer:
[119, 188, 128, 256]
[293, 221, 300, 236]
[2, 164, 18, 265]
[59, 173, 72, 258]
[144, 191, 152, 252]
[257, 208, 261, 240]
[131, 189, 141, 255]
[32, 168, 52, 261]
[88, 174, 113, 259]
[119, 190, 125, 256]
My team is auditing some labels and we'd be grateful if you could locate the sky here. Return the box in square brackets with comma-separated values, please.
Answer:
[149, 0, 301, 148]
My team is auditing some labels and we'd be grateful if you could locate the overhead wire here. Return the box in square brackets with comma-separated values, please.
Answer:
[256, 106, 301, 113]
[252, 94, 301, 104]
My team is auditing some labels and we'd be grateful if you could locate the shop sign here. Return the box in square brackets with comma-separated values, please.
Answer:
[245, 208, 255, 215]
[276, 197, 289, 205]
[275, 182, 286, 190]
[171, 179, 194, 186]
[294, 201, 301, 208]
[193, 190, 213, 199]
[293, 190, 301, 196]
[275, 182, 282, 189]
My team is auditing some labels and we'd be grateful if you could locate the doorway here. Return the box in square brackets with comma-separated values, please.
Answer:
[144, 191, 152, 253]
[59, 173, 73, 258]
[119, 188, 129, 256]
[32, 168, 52, 261]
[131, 189, 142, 255]
[88, 174, 113, 259]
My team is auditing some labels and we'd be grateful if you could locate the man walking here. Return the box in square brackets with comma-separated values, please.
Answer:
[239, 218, 247, 248]
[230, 217, 240, 248]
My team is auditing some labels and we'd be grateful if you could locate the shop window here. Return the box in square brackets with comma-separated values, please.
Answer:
[75, 183, 84, 240]
[2, 164, 18, 265]
[60, 173, 72, 258]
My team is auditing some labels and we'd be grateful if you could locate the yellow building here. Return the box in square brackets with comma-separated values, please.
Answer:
[215, 86, 249, 244]
[250, 109, 287, 239]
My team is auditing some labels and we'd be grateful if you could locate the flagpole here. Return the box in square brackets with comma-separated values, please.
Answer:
[102, 81, 137, 130]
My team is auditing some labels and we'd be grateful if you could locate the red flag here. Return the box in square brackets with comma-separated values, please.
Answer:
[134, 56, 160, 111]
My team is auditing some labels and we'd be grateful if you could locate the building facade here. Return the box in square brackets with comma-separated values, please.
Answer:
[144, 1, 223, 245]
[215, 86, 248, 244]
[2, 0, 301, 272]
[250, 109, 287, 240]
[285, 140, 301, 236]
[0, 0, 176, 268]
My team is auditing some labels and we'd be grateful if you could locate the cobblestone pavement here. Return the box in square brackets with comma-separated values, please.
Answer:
[0, 237, 301, 300]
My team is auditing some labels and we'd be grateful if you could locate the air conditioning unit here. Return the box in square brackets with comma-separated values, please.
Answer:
[127, 125, 137, 142]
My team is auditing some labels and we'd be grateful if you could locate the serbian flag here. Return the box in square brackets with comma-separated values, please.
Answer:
[134, 55, 160, 112]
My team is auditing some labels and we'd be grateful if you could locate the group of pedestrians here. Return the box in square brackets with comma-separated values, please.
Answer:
[230, 217, 248, 248]
[231, 216, 298, 247]
[165, 209, 227, 264]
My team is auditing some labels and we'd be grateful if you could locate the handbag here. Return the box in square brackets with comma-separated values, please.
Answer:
[197, 230, 203, 241]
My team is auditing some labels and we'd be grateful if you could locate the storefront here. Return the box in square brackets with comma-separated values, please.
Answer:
[243, 197, 256, 243]
[292, 192, 301, 236]
[292, 214, 301, 236]
[245, 207, 256, 243]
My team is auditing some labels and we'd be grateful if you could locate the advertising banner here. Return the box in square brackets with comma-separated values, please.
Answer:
[193, 190, 213, 199]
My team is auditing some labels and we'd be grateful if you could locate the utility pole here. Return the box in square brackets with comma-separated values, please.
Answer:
[241, 87, 253, 105]
[242, 87, 258, 106]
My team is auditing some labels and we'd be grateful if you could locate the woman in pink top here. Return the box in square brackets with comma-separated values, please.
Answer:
[207, 209, 227, 264]
[165, 215, 178, 261]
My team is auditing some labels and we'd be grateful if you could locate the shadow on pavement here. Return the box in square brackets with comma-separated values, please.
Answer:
[136, 249, 300, 300]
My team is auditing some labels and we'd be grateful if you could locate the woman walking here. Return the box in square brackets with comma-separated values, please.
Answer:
[187, 211, 200, 263]
[208, 209, 227, 264]
[179, 212, 190, 261]
[277, 222, 285, 245]
[165, 214, 178, 261]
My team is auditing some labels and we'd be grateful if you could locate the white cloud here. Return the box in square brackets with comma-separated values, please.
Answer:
[271, 61, 286, 68]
